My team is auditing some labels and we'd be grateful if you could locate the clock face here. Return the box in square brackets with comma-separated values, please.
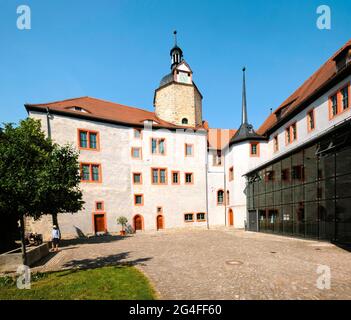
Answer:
[178, 72, 189, 83]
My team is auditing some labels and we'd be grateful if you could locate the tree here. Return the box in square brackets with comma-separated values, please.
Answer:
[117, 216, 128, 233]
[0, 118, 83, 264]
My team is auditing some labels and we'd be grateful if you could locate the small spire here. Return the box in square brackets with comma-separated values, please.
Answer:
[241, 67, 248, 124]
[173, 30, 177, 46]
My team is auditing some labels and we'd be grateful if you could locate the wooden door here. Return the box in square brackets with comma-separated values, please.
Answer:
[94, 214, 105, 233]
[157, 215, 164, 230]
[134, 215, 143, 231]
[228, 209, 234, 227]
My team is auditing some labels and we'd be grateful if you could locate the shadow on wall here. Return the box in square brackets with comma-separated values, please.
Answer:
[62, 252, 152, 270]
[74, 226, 87, 238]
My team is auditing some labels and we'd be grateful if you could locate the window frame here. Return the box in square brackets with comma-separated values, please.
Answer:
[184, 213, 194, 222]
[134, 194, 144, 206]
[171, 170, 180, 185]
[250, 142, 260, 157]
[77, 129, 100, 151]
[329, 82, 350, 119]
[184, 143, 194, 157]
[217, 189, 224, 206]
[196, 212, 206, 222]
[131, 147, 142, 159]
[133, 128, 142, 139]
[273, 135, 279, 153]
[151, 168, 168, 185]
[307, 109, 315, 132]
[80, 162, 102, 183]
[229, 166, 234, 181]
[132, 172, 143, 185]
[285, 122, 297, 145]
[184, 172, 194, 185]
[95, 201, 104, 212]
[150, 138, 166, 155]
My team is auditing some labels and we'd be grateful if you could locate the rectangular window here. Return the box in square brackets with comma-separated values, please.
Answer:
[282, 169, 290, 181]
[286, 123, 297, 144]
[292, 165, 304, 181]
[133, 173, 142, 184]
[250, 142, 260, 157]
[134, 194, 143, 206]
[172, 171, 180, 184]
[151, 138, 166, 155]
[273, 135, 279, 152]
[131, 147, 142, 159]
[185, 173, 193, 184]
[151, 168, 167, 185]
[185, 144, 193, 157]
[95, 201, 104, 211]
[196, 213, 206, 221]
[78, 129, 99, 150]
[331, 94, 338, 117]
[341, 86, 349, 111]
[229, 167, 234, 181]
[307, 109, 315, 132]
[184, 213, 194, 222]
[80, 163, 101, 183]
[134, 128, 142, 139]
[213, 150, 222, 166]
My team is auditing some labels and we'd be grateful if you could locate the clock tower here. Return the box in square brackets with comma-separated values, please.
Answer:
[154, 31, 203, 127]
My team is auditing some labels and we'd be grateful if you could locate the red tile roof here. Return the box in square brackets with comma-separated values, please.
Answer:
[257, 39, 351, 135]
[25, 96, 199, 130]
[208, 128, 237, 150]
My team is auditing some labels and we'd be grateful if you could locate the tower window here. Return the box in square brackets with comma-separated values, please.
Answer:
[182, 118, 188, 125]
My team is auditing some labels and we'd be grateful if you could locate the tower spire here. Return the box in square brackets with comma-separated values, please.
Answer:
[174, 30, 177, 46]
[170, 30, 183, 69]
[242, 67, 248, 124]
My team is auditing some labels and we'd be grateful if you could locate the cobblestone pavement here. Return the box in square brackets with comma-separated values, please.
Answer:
[33, 228, 351, 300]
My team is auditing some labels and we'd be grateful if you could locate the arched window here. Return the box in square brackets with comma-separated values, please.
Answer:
[217, 190, 224, 205]
[227, 190, 230, 205]
[182, 118, 188, 125]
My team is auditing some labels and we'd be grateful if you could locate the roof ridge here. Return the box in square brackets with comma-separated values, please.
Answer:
[25, 96, 90, 107]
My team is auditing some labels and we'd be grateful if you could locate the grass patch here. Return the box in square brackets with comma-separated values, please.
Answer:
[0, 266, 156, 300]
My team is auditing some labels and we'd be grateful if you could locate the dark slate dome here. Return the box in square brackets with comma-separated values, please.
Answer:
[159, 73, 174, 87]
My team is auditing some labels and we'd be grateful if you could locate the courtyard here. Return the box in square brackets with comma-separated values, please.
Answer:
[25, 228, 351, 300]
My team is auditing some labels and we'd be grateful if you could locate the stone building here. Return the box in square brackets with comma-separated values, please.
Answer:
[25, 36, 351, 244]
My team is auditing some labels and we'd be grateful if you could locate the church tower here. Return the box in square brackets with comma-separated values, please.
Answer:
[154, 31, 203, 127]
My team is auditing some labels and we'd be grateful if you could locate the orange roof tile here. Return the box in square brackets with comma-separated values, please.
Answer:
[208, 128, 237, 150]
[257, 38, 351, 135]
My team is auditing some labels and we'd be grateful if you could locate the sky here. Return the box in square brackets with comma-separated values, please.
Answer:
[0, 0, 350, 130]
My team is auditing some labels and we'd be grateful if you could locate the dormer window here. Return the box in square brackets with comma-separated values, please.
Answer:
[333, 46, 351, 72]
[67, 106, 89, 113]
[182, 118, 188, 125]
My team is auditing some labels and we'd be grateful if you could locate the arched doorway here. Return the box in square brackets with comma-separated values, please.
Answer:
[156, 215, 164, 230]
[133, 215, 143, 231]
[228, 209, 234, 227]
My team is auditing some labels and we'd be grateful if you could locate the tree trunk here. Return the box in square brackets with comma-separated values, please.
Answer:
[19, 214, 28, 266]
[52, 213, 58, 227]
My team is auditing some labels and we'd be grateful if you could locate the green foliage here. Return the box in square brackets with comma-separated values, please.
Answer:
[117, 216, 128, 229]
[0, 266, 156, 300]
[0, 118, 84, 220]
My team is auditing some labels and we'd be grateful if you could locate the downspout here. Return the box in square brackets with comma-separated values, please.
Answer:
[205, 136, 210, 230]
[223, 148, 227, 226]
[46, 107, 52, 139]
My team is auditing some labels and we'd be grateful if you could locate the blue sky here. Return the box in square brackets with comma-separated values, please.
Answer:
[0, 0, 350, 130]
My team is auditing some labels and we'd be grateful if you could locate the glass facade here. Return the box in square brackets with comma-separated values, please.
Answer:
[246, 124, 351, 244]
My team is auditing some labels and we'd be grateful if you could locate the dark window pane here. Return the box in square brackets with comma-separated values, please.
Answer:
[89, 133, 97, 149]
[294, 202, 305, 237]
[305, 182, 318, 202]
[336, 174, 351, 199]
[336, 147, 351, 176]
[304, 145, 318, 182]
[319, 200, 335, 240]
[92, 165, 100, 181]
[79, 131, 88, 148]
[305, 201, 319, 239]
[336, 198, 351, 243]
[318, 153, 335, 179]
[318, 178, 335, 200]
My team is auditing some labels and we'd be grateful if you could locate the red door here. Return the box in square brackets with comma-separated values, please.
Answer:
[157, 215, 164, 230]
[228, 210, 234, 227]
[134, 215, 143, 231]
[94, 214, 105, 233]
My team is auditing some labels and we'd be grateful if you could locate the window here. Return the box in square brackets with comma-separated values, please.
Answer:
[131, 147, 142, 159]
[78, 129, 99, 150]
[185, 173, 193, 184]
[281, 169, 290, 181]
[217, 190, 224, 205]
[95, 201, 104, 211]
[133, 173, 142, 184]
[184, 213, 194, 222]
[265, 170, 275, 181]
[341, 86, 349, 111]
[229, 167, 234, 181]
[273, 135, 279, 152]
[226, 191, 230, 205]
[307, 109, 315, 132]
[329, 84, 350, 119]
[213, 150, 222, 166]
[196, 213, 206, 221]
[151, 138, 166, 155]
[157, 207, 163, 214]
[185, 144, 193, 157]
[80, 163, 102, 183]
[182, 118, 188, 125]
[151, 168, 168, 185]
[134, 194, 144, 206]
[172, 171, 180, 184]
[292, 165, 304, 181]
[134, 128, 142, 139]
[250, 142, 260, 157]
[286, 123, 297, 145]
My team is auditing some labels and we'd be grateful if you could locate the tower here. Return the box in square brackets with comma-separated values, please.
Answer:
[154, 31, 203, 127]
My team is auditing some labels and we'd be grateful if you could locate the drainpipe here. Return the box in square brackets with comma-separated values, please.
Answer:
[46, 107, 52, 139]
[205, 137, 210, 230]
[223, 148, 227, 226]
